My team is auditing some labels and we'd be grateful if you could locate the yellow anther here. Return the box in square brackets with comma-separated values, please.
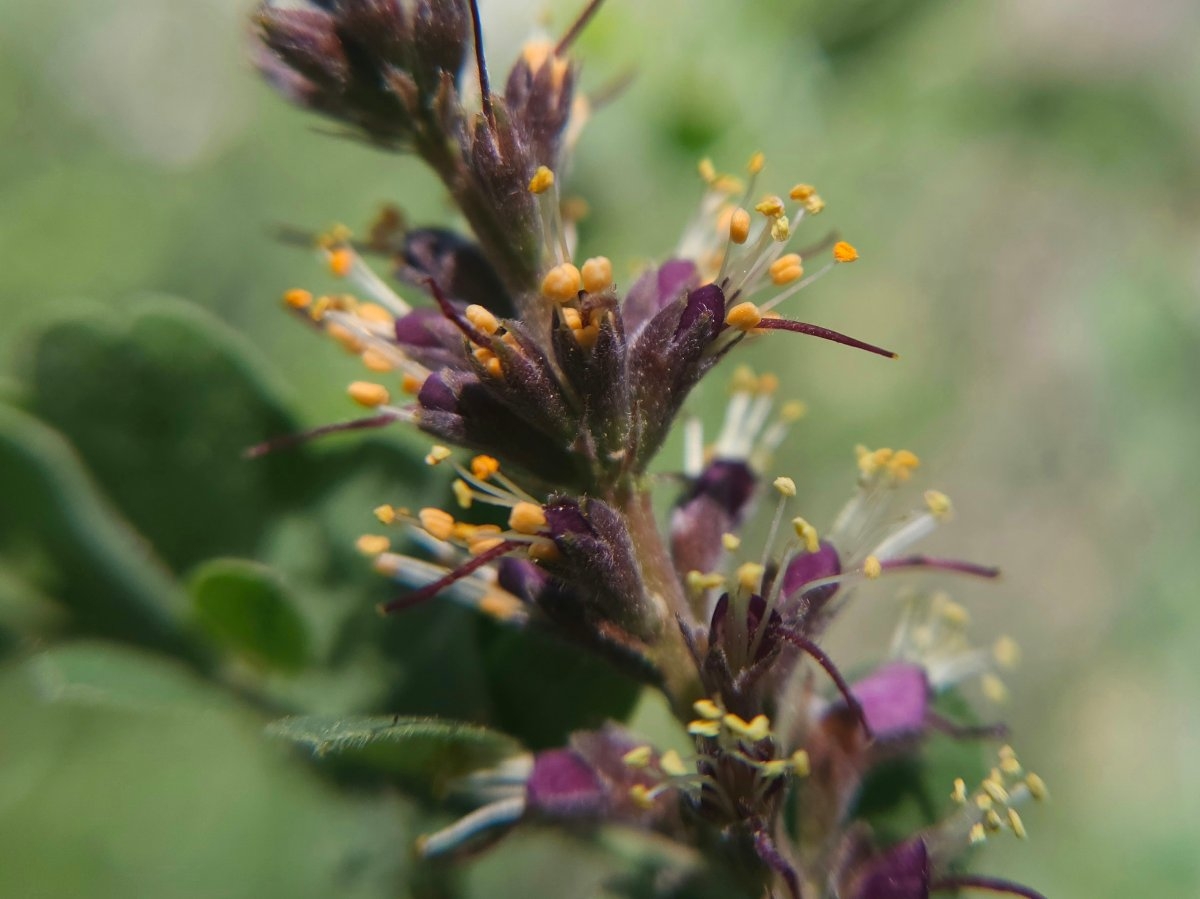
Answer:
[355, 534, 390, 555]
[1025, 772, 1048, 801]
[540, 263, 582, 303]
[418, 507, 456, 541]
[940, 600, 971, 627]
[757, 373, 780, 395]
[452, 479, 474, 509]
[691, 699, 721, 720]
[401, 373, 424, 395]
[356, 302, 392, 324]
[470, 455, 500, 480]
[781, 400, 807, 421]
[731, 365, 758, 392]
[581, 256, 614, 293]
[573, 323, 601, 349]
[726, 301, 763, 331]
[465, 304, 500, 335]
[659, 750, 689, 777]
[723, 713, 771, 742]
[508, 501, 547, 535]
[803, 194, 826, 215]
[981, 778, 1010, 804]
[374, 504, 397, 525]
[698, 158, 717, 183]
[628, 784, 655, 810]
[770, 215, 790, 242]
[985, 809, 1005, 832]
[924, 489, 953, 519]
[982, 674, 1010, 704]
[721, 533, 741, 551]
[468, 535, 505, 555]
[484, 356, 504, 379]
[622, 746, 654, 768]
[688, 719, 722, 738]
[832, 241, 859, 263]
[527, 537, 560, 562]
[328, 247, 354, 277]
[425, 445, 452, 466]
[478, 590, 526, 622]
[283, 288, 313, 310]
[1007, 808, 1027, 839]
[769, 259, 804, 286]
[528, 165, 555, 194]
[755, 759, 784, 779]
[327, 323, 365, 354]
[736, 561, 765, 592]
[747, 151, 765, 174]
[686, 571, 726, 594]
[952, 778, 968, 804]
[975, 793, 993, 811]
[888, 449, 921, 479]
[863, 556, 882, 579]
[774, 476, 797, 497]
[347, 381, 390, 408]
[729, 207, 752, 244]
[755, 196, 785, 218]
[994, 636, 1021, 669]
[560, 307, 583, 330]
[792, 518, 820, 553]
[968, 823, 988, 845]
[361, 350, 395, 372]
[789, 183, 816, 201]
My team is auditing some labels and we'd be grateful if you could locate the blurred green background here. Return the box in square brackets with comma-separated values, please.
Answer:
[2, 0, 1198, 896]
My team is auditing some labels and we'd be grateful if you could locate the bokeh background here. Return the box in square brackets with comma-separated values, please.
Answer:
[2, 0, 1198, 896]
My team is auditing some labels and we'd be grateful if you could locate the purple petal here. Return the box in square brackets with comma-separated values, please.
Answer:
[850, 838, 930, 899]
[675, 283, 726, 341]
[849, 662, 931, 741]
[622, 259, 698, 338]
[525, 749, 606, 818]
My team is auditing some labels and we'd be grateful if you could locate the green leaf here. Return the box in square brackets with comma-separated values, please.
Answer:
[189, 558, 311, 672]
[268, 715, 523, 785]
[29, 642, 220, 712]
[0, 404, 195, 657]
[18, 296, 309, 573]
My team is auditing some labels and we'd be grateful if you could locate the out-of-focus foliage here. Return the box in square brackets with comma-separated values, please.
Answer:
[1, 0, 1198, 897]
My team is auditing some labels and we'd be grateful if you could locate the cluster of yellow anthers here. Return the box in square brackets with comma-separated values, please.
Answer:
[952, 746, 1048, 846]
[619, 700, 811, 810]
[683, 478, 820, 603]
[356, 449, 559, 565]
[528, 165, 617, 349]
[677, 153, 863, 335]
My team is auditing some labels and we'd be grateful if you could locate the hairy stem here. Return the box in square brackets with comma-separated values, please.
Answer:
[616, 486, 704, 717]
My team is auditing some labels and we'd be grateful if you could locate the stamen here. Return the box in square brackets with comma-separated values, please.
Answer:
[541, 263, 583, 303]
[347, 381, 391, 408]
[832, 240, 859, 263]
[378, 539, 521, 614]
[417, 795, 525, 858]
[580, 256, 613, 293]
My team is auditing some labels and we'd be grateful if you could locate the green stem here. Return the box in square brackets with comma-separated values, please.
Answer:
[615, 486, 704, 720]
